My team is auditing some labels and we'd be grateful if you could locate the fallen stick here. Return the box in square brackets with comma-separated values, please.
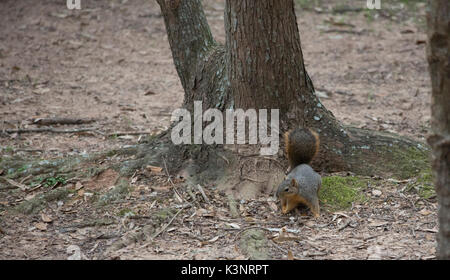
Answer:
[3, 127, 98, 134]
[31, 118, 96, 125]
[3, 178, 28, 191]
[323, 29, 364, 35]
[107, 131, 153, 136]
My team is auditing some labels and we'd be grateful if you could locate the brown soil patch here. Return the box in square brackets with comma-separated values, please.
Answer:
[84, 169, 119, 191]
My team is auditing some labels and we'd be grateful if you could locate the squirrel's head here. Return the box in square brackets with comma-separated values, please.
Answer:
[277, 178, 301, 214]
[277, 178, 299, 196]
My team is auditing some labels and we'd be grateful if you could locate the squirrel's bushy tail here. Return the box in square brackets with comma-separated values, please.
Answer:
[284, 127, 320, 168]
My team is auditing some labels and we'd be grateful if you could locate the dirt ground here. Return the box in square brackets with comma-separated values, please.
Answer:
[0, 0, 436, 259]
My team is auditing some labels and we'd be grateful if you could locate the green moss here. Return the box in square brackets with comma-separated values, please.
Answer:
[239, 229, 269, 260]
[1, 156, 83, 180]
[15, 188, 71, 214]
[117, 208, 136, 217]
[153, 208, 176, 223]
[320, 176, 368, 211]
[350, 136, 430, 180]
[406, 169, 436, 199]
[388, 145, 430, 179]
[372, 145, 430, 180]
[96, 179, 130, 206]
[106, 149, 118, 157]
[295, 0, 316, 10]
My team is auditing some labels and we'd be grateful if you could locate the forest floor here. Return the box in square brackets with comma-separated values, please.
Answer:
[0, 0, 437, 259]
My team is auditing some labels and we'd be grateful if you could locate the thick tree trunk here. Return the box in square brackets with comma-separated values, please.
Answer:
[156, 0, 231, 110]
[223, 0, 351, 172]
[427, 0, 450, 260]
[155, 0, 429, 179]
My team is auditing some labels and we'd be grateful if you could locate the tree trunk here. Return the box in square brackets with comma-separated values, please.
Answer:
[155, 0, 429, 179]
[426, 0, 450, 260]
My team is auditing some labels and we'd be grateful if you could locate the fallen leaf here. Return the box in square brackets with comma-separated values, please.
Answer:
[419, 228, 438, 233]
[225, 223, 241, 229]
[416, 40, 426, 45]
[200, 235, 220, 246]
[267, 201, 278, 212]
[75, 182, 83, 190]
[144, 90, 157, 96]
[41, 213, 53, 223]
[273, 227, 301, 243]
[244, 217, 255, 222]
[372, 190, 382, 197]
[400, 29, 414, 34]
[368, 221, 389, 228]
[287, 250, 295, 260]
[146, 165, 163, 174]
[25, 194, 36, 201]
[67, 245, 86, 260]
[419, 208, 432, 216]
[4, 178, 27, 191]
[315, 90, 329, 99]
[35, 222, 48, 231]
[118, 135, 135, 140]
[78, 189, 85, 197]
[32, 88, 50, 95]
[196, 208, 214, 217]
[131, 175, 138, 184]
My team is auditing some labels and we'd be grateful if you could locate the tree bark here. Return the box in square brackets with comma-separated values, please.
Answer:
[156, 0, 231, 110]
[426, 0, 450, 260]
[156, 0, 429, 178]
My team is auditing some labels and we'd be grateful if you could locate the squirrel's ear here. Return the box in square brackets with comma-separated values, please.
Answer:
[290, 179, 299, 188]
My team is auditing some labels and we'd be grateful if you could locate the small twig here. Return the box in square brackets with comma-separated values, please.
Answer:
[332, 6, 363, 13]
[13, 148, 45, 153]
[323, 28, 364, 35]
[241, 176, 265, 183]
[196, 184, 210, 204]
[128, 215, 153, 220]
[93, 233, 121, 240]
[262, 156, 285, 170]
[218, 154, 230, 165]
[362, 234, 383, 241]
[151, 206, 187, 240]
[337, 220, 351, 231]
[107, 131, 153, 137]
[270, 240, 289, 254]
[265, 227, 301, 234]
[324, 19, 356, 28]
[20, 175, 32, 184]
[162, 156, 184, 203]
[415, 228, 438, 233]
[25, 184, 43, 193]
[186, 185, 200, 207]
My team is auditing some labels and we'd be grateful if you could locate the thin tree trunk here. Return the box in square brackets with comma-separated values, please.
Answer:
[427, 0, 450, 260]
